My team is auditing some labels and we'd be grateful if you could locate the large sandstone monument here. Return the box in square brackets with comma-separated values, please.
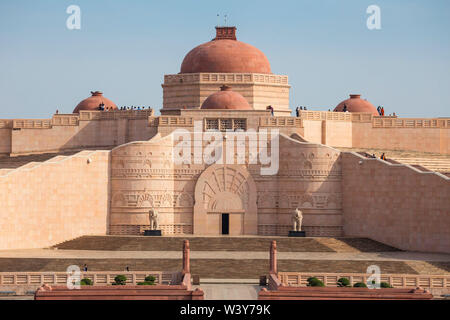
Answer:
[0, 26, 449, 258]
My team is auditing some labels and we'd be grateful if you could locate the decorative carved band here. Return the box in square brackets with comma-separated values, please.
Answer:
[258, 225, 343, 237]
[109, 224, 193, 235]
[164, 73, 289, 86]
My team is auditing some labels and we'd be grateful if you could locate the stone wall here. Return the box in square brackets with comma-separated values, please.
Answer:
[352, 122, 449, 154]
[0, 127, 12, 157]
[0, 110, 157, 156]
[299, 111, 450, 154]
[1, 110, 448, 157]
[162, 73, 291, 115]
[342, 152, 450, 253]
[109, 134, 195, 235]
[0, 150, 110, 250]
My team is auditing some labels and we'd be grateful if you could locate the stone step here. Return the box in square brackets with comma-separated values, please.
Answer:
[0, 152, 78, 169]
[52, 236, 400, 253]
[0, 148, 112, 169]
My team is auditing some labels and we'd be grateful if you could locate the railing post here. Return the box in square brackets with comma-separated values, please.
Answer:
[270, 241, 277, 275]
[183, 240, 190, 274]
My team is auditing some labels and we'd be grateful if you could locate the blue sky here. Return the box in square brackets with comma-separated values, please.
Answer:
[0, 0, 449, 118]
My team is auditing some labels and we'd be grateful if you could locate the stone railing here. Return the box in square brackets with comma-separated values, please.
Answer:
[0, 271, 179, 286]
[2, 110, 155, 129]
[259, 116, 302, 127]
[298, 110, 374, 122]
[351, 113, 375, 122]
[0, 120, 13, 129]
[164, 72, 289, 85]
[109, 224, 193, 235]
[372, 117, 450, 128]
[298, 110, 450, 129]
[298, 110, 354, 121]
[78, 109, 154, 121]
[12, 119, 52, 129]
[277, 272, 450, 289]
[52, 114, 79, 126]
[157, 116, 194, 127]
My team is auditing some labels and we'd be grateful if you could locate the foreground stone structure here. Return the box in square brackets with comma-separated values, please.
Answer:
[35, 284, 204, 300]
[261, 241, 445, 298]
[258, 286, 433, 300]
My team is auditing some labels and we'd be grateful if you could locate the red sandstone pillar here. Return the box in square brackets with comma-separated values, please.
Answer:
[183, 240, 190, 274]
[270, 240, 277, 274]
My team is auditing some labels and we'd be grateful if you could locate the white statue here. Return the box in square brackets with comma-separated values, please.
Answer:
[292, 208, 303, 231]
[149, 209, 159, 230]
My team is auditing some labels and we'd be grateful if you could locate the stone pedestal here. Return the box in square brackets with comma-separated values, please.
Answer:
[288, 231, 306, 237]
[144, 230, 162, 236]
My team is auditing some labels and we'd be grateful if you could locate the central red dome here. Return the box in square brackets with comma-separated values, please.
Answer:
[180, 27, 271, 74]
[201, 85, 253, 110]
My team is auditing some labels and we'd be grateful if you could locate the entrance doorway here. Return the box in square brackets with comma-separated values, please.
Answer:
[221, 213, 229, 235]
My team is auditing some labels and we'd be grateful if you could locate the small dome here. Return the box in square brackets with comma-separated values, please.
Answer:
[180, 27, 271, 74]
[334, 94, 378, 115]
[201, 85, 253, 110]
[73, 91, 117, 113]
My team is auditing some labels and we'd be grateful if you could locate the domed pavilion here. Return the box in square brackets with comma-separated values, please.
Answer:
[200, 85, 253, 110]
[162, 26, 291, 115]
[73, 91, 117, 113]
[334, 94, 378, 115]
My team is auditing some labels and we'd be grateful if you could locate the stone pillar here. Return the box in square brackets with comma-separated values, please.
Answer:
[183, 240, 190, 274]
[270, 240, 277, 274]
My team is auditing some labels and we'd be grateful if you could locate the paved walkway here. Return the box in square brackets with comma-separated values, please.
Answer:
[193, 284, 262, 300]
[0, 248, 449, 262]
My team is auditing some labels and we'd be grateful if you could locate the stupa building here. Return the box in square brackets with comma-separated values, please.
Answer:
[162, 26, 291, 115]
[0, 26, 448, 254]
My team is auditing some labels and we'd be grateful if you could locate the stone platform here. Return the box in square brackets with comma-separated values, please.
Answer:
[1, 236, 449, 279]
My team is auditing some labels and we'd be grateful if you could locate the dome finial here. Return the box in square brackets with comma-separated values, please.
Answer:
[214, 26, 237, 40]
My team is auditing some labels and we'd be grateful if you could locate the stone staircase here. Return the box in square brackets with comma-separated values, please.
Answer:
[0, 151, 79, 169]
[339, 147, 450, 175]
[2, 236, 449, 279]
[0, 147, 113, 169]
[388, 157, 450, 175]
[52, 236, 400, 253]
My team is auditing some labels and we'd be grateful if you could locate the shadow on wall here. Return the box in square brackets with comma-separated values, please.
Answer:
[274, 134, 343, 236]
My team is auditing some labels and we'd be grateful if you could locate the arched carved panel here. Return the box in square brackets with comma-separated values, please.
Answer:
[137, 194, 154, 207]
[112, 193, 126, 207]
[177, 193, 193, 207]
[194, 164, 257, 235]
